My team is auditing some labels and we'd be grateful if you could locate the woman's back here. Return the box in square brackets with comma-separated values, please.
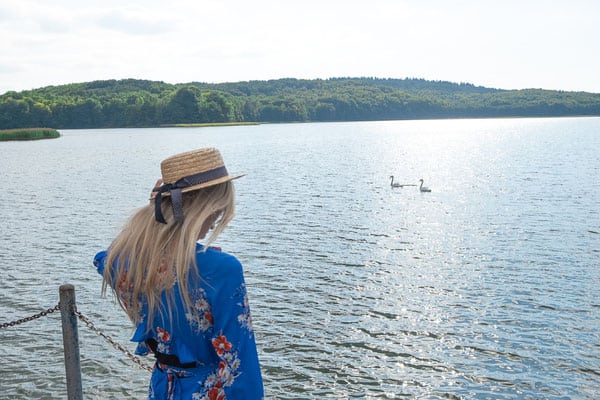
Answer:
[95, 148, 263, 399]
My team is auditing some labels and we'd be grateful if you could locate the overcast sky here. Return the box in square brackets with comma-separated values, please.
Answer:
[1, 0, 599, 95]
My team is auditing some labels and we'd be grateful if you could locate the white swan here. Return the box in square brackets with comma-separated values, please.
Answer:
[419, 179, 431, 192]
[389, 175, 402, 188]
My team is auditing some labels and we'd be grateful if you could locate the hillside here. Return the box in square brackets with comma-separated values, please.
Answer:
[1, 77, 599, 129]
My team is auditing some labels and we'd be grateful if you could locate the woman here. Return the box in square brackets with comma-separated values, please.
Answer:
[94, 148, 264, 399]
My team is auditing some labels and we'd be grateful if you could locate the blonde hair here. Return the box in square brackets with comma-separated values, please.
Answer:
[102, 181, 236, 328]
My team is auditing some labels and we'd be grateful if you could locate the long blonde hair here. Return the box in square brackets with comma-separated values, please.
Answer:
[102, 181, 236, 327]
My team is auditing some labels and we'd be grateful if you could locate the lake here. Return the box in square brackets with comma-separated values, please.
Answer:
[0, 117, 599, 399]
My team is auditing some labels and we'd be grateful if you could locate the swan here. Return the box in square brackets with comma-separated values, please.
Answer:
[389, 175, 402, 188]
[419, 179, 431, 192]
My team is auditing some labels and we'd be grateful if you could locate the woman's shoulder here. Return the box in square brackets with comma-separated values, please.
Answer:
[195, 244, 243, 274]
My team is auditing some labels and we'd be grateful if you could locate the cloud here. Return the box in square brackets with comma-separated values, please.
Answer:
[93, 9, 175, 36]
[0, 64, 21, 74]
[1, 0, 600, 94]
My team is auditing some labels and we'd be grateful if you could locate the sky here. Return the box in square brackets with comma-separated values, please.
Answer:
[1, 0, 599, 95]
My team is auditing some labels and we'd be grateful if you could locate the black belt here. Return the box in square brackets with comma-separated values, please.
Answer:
[146, 339, 197, 369]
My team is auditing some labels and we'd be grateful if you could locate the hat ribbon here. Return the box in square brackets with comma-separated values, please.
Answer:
[154, 166, 228, 224]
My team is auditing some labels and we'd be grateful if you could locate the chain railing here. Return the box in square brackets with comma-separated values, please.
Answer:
[0, 304, 60, 329]
[74, 309, 153, 372]
[0, 285, 154, 399]
[0, 290, 153, 373]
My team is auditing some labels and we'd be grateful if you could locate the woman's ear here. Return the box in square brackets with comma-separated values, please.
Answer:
[150, 179, 163, 200]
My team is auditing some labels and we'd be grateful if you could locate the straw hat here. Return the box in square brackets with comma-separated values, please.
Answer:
[160, 148, 243, 193]
[154, 148, 243, 223]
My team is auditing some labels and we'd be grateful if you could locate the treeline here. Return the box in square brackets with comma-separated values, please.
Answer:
[1, 77, 599, 129]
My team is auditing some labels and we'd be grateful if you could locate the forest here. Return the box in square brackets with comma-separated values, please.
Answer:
[1, 77, 599, 129]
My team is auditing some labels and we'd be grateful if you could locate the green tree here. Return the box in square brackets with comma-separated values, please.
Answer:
[163, 87, 201, 124]
[0, 99, 30, 128]
[200, 92, 233, 122]
[1, 77, 600, 129]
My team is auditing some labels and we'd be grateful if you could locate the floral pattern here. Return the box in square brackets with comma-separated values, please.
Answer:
[212, 334, 232, 356]
[156, 327, 171, 353]
[237, 287, 253, 331]
[186, 288, 214, 333]
[192, 333, 241, 400]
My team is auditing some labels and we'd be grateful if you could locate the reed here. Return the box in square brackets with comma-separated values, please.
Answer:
[161, 122, 260, 128]
[0, 128, 60, 141]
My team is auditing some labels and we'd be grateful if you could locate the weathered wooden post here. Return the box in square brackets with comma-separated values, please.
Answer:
[59, 284, 83, 400]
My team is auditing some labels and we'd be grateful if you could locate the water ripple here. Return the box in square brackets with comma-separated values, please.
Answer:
[1, 119, 599, 398]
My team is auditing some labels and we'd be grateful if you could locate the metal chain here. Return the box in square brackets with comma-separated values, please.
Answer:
[74, 309, 154, 372]
[0, 303, 153, 372]
[0, 304, 60, 329]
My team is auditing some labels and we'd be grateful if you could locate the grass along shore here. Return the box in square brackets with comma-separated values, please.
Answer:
[161, 122, 260, 128]
[0, 128, 60, 141]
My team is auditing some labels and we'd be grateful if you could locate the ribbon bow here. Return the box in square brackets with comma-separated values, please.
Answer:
[154, 183, 184, 224]
[153, 166, 229, 224]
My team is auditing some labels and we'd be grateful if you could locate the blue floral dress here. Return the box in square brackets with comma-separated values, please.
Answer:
[94, 244, 264, 399]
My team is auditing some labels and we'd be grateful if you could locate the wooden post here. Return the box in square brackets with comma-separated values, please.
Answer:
[59, 284, 83, 400]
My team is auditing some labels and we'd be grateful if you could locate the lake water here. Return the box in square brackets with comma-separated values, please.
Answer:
[0, 118, 599, 399]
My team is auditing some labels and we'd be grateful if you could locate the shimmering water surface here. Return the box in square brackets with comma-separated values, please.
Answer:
[1, 118, 599, 399]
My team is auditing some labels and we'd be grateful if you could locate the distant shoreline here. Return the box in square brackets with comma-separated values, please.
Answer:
[0, 128, 60, 141]
[160, 122, 261, 128]
[3, 78, 599, 130]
